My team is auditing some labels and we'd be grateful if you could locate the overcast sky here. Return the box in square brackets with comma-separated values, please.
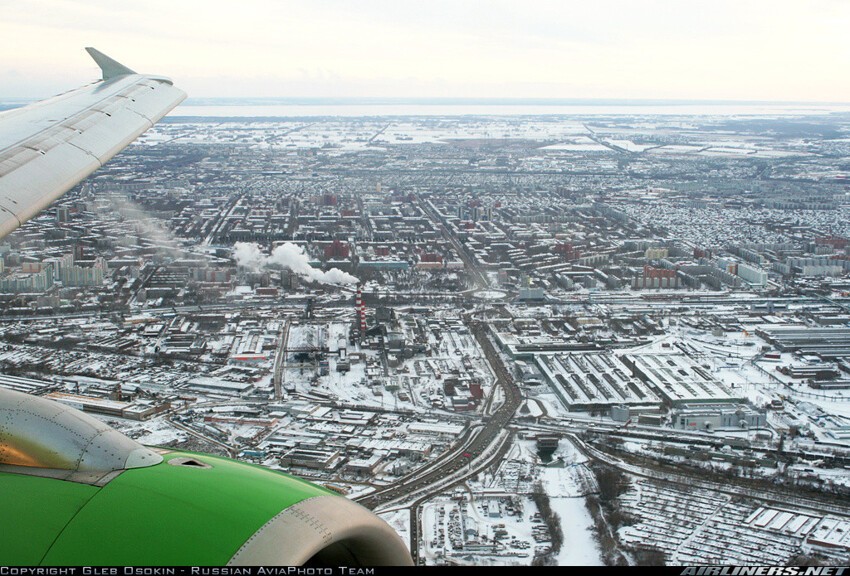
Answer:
[2, 0, 848, 101]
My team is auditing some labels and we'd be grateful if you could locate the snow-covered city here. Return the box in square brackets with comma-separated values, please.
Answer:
[1, 103, 849, 565]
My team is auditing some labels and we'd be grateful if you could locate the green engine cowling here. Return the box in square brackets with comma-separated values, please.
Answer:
[0, 388, 412, 566]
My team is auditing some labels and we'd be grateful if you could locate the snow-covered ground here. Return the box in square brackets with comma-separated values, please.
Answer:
[550, 498, 603, 566]
[419, 438, 603, 565]
[109, 416, 187, 446]
[378, 509, 411, 553]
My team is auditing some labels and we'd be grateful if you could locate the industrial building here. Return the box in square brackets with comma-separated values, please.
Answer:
[0, 373, 55, 394]
[757, 326, 850, 359]
[280, 447, 344, 471]
[673, 403, 767, 431]
[535, 352, 661, 411]
[621, 352, 743, 406]
[346, 437, 432, 460]
[185, 376, 254, 396]
[44, 391, 170, 421]
[345, 454, 384, 476]
[610, 404, 664, 424]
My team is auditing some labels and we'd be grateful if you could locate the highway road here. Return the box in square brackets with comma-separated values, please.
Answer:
[403, 430, 515, 564]
[272, 319, 290, 400]
[355, 321, 523, 562]
[357, 321, 520, 510]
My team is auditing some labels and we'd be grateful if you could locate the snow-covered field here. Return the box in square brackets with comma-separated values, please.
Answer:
[418, 438, 602, 566]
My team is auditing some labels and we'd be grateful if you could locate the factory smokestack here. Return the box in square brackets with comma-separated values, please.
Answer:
[356, 286, 367, 336]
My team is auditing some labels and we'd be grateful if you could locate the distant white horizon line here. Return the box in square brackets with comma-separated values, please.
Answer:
[181, 97, 850, 106]
[3, 96, 850, 106]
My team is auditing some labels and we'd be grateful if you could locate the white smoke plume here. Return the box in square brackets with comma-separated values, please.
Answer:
[232, 242, 267, 272]
[233, 241, 359, 286]
[96, 193, 184, 259]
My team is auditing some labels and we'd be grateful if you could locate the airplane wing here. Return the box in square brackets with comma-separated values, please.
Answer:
[0, 51, 414, 566]
[0, 47, 186, 239]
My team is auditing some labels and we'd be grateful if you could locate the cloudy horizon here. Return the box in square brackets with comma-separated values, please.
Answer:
[2, 0, 849, 102]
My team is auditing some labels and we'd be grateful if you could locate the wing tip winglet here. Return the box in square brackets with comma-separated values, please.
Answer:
[85, 47, 136, 81]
